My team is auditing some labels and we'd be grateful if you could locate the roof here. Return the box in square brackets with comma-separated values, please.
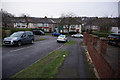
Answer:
[59, 17, 81, 25]
[13, 17, 83, 25]
[13, 17, 56, 24]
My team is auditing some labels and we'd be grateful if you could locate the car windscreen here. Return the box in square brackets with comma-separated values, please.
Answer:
[10, 32, 23, 37]
[58, 35, 65, 38]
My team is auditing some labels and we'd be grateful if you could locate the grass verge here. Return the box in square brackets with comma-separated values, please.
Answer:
[11, 50, 69, 78]
[65, 40, 76, 45]
[34, 38, 46, 41]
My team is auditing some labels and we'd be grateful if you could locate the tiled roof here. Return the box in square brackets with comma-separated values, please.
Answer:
[13, 17, 57, 24]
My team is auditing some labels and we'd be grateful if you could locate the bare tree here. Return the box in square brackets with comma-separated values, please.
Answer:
[93, 18, 117, 31]
[1, 9, 14, 28]
[20, 14, 30, 28]
[59, 12, 77, 34]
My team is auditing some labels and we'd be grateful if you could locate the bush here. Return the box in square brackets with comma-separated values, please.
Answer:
[31, 28, 44, 32]
[10, 28, 32, 34]
[2, 27, 11, 30]
[2, 27, 33, 38]
[92, 31, 112, 38]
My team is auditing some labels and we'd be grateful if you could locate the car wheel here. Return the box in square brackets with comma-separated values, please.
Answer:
[18, 41, 22, 47]
[31, 40, 34, 44]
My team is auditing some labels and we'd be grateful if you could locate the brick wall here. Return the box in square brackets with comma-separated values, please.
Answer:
[83, 32, 116, 78]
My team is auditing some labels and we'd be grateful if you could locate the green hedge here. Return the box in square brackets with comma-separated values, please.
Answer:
[2, 27, 45, 39]
[92, 31, 112, 38]
[10, 28, 32, 34]
[2, 28, 33, 38]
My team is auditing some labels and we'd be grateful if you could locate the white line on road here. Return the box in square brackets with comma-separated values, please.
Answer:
[10, 46, 33, 53]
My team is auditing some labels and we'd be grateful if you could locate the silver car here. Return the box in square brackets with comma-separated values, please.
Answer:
[57, 35, 68, 42]
[71, 33, 83, 38]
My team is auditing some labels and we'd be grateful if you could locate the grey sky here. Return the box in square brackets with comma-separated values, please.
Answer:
[1, 0, 119, 18]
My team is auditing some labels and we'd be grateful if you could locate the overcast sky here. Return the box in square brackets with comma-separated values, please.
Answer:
[1, 0, 120, 18]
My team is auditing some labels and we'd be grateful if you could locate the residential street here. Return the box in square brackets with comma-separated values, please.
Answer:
[2, 35, 88, 78]
[2, 35, 64, 78]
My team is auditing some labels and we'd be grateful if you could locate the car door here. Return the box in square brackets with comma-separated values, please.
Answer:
[21, 33, 27, 44]
[26, 32, 32, 43]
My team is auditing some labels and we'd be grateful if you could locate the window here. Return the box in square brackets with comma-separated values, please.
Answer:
[64, 25, 68, 28]
[38, 23, 43, 27]
[64, 30, 68, 33]
[71, 25, 75, 28]
[17, 23, 21, 26]
[44, 23, 48, 27]
[44, 29, 49, 32]
[22, 33, 26, 37]
[34, 23, 37, 26]
[22, 23, 25, 26]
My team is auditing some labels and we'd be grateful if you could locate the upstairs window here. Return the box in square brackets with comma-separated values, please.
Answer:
[71, 25, 75, 28]
[17, 23, 21, 26]
[38, 23, 43, 27]
[44, 23, 49, 27]
[34, 23, 37, 26]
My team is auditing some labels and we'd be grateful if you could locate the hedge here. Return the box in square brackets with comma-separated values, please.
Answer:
[92, 31, 112, 38]
[2, 27, 43, 39]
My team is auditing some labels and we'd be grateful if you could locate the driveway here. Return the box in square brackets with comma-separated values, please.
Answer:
[2, 35, 64, 78]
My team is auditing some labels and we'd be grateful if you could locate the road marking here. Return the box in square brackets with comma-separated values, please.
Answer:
[10, 46, 33, 53]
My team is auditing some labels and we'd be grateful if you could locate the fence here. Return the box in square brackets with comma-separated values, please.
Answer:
[83, 32, 117, 78]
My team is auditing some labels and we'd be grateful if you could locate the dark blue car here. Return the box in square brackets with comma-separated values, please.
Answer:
[108, 33, 120, 46]
[52, 32, 61, 36]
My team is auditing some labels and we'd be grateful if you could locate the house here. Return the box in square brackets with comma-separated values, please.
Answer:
[58, 18, 82, 34]
[111, 27, 119, 33]
[13, 17, 57, 32]
[13, 17, 29, 28]
[58, 24, 82, 34]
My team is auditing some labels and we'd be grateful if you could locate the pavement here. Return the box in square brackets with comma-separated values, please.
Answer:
[55, 38, 88, 78]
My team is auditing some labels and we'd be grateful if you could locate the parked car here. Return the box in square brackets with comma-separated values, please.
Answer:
[52, 32, 61, 36]
[108, 33, 120, 46]
[32, 30, 45, 35]
[71, 33, 83, 38]
[57, 35, 68, 42]
[3, 31, 34, 46]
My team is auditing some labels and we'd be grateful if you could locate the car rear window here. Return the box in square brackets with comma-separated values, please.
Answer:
[58, 35, 65, 38]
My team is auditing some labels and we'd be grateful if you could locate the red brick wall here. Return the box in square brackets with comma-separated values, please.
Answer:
[84, 32, 115, 78]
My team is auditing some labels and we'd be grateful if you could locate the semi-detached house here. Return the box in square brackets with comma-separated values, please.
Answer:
[58, 18, 82, 33]
[13, 17, 57, 32]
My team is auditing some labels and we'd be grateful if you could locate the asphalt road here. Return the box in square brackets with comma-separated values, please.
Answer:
[2, 35, 64, 78]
